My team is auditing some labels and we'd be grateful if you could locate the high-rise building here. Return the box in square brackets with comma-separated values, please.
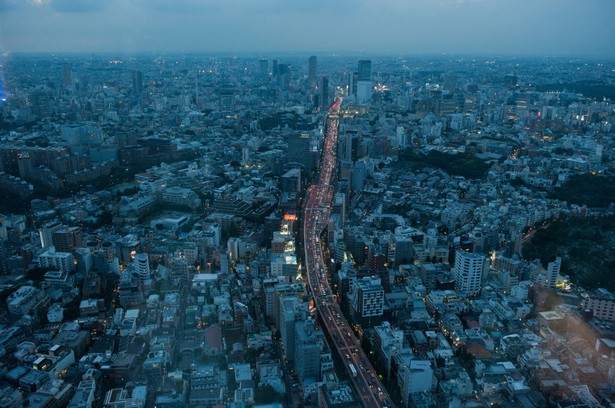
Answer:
[339, 131, 360, 163]
[63, 63, 72, 88]
[287, 133, 314, 172]
[39, 221, 64, 249]
[397, 359, 433, 407]
[259, 59, 269, 79]
[51, 226, 82, 253]
[277, 64, 291, 90]
[356, 81, 372, 105]
[281, 168, 302, 195]
[332, 192, 346, 227]
[320, 76, 329, 109]
[546, 257, 561, 289]
[373, 321, 404, 377]
[349, 276, 384, 327]
[452, 250, 487, 296]
[308, 56, 317, 87]
[294, 319, 324, 381]
[131, 70, 143, 96]
[358, 60, 372, 81]
[39, 247, 75, 274]
[134, 253, 150, 281]
[279, 296, 307, 362]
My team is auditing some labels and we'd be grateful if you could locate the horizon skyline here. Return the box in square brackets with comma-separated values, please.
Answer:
[0, 0, 614, 59]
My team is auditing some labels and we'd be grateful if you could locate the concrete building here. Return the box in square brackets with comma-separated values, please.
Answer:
[349, 276, 384, 327]
[373, 321, 404, 377]
[584, 288, 615, 321]
[452, 250, 487, 296]
[280, 297, 308, 361]
[39, 246, 75, 274]
[7, 285, 45, 315]
[134, 253, 150, 281]
[546, 257, 561, 289]
[398, 359, 434, 407]
[294, 319, 324, 381]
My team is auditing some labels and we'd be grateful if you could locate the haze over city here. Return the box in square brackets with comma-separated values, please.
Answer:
[1, 0, 615, 57]
[1, 1, 615, 408]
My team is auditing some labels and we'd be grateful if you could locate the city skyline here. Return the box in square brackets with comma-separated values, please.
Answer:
[0, 0, 614, 58]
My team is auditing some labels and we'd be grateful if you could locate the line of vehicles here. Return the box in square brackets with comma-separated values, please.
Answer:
[302, 97, 394, 408]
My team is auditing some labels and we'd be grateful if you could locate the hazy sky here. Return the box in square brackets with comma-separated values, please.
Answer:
[0, 0, 614, 57]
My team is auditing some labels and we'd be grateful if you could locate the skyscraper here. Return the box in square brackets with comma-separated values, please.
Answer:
[63, 63, 72, 88]
[308, 56, 317, 87]
[320, 75, 329, 108]
[358, 59, 372, 81]
[259, 59, 269, 79]
[287, 133, 314, 172]
[452, 250, 487, 296]
[356, 60, 372, 105]
[132, 70, 143, 96]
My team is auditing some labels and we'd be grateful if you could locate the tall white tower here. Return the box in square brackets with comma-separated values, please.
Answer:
[546, 257, 561, 289]
[452, 250, 487, 296]
[135, 253, 150, 281]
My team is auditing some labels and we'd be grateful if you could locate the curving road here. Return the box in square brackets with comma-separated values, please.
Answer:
[302, 96, 395, 408]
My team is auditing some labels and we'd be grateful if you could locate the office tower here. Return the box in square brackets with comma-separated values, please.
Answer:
[131, 70, 143, 96]
[51, 226, 82, 253]
[308, 56, 317, 87]
[339, 131, 360, 163]
[373, 321, 404, 377]
[259, 59, 269, 78]
[398, 359, 434, 407]
[294, 319, 324, 381]
[75, 247, 92, 275]
[39, 221, 64, 249]
[348, 72, 359, 96]
[279, 296, 307, 362]
[280, 168, 302, 195]
[277, 64, 291, 90]
[287, 133, 314, 172]
[63, 63, 72, 88]
[358, 59, 372, 81]
[356, 80, 372, 105]
[452, 250, 487, 296]
[135, 253, 151, 281]
[356, 60, 372, 105]
[320, 76, 329, 108]
[546, 257, 561, 289]
[332, 192, 346, 226]
[349, 276, 384, 327]
[272, 59, 279, 77]
[350, 160, 366, 192]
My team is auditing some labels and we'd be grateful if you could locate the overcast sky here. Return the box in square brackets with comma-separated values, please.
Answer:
[0, 0, 614, 58]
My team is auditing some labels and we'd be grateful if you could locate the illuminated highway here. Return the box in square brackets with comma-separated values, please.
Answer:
[302, 96, 395, 408]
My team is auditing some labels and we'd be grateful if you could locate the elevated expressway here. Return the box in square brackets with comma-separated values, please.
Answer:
[302, 97, 395, 408]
